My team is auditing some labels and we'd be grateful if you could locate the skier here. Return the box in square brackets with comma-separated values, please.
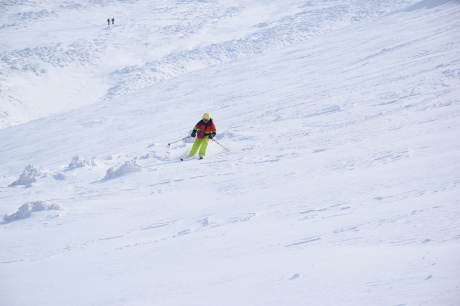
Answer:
[107, 18, 110, 25]
[189, 113, 217, 159]
[111, 18, 115, 25]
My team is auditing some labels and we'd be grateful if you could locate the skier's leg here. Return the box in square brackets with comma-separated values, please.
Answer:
[189, 138, 202, 156]
[199, 138, 209, 156]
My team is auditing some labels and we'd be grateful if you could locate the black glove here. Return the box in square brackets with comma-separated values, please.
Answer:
[208, 133, 215, 140]
[191, 131, 196, 137]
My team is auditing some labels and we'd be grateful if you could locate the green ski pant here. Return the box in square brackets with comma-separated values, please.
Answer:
[190, 137, 209, 156]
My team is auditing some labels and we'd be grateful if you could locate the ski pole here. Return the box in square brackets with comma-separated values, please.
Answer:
[168, 136, 191, 146]
[212, 139, 229, 151]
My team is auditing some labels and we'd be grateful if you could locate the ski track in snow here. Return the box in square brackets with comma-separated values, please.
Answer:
[1, 0, 460, 306]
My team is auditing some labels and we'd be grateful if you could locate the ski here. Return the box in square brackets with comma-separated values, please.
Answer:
[180, 155, 204, 161]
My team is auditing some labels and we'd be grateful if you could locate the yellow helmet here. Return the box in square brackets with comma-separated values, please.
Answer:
[203, 113, 211, 120]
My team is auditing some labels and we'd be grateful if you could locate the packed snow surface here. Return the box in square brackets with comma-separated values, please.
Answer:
[1, 0, 460, 305]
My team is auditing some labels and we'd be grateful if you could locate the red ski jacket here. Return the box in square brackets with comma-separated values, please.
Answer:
[193, 119, 216, 138]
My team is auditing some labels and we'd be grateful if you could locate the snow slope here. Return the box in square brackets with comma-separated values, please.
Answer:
[1, 0, 418, 128]
[1, 0, 460, 305]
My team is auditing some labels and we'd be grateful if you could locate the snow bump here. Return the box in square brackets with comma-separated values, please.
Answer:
[67, 155, 98, 170]
[3, 201, 64, 222]
[103, 160, 143, 180]
[8, 165, 46, 187]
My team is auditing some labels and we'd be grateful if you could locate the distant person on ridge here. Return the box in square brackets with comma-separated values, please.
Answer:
[189, 113, 217, 159]
[112, 18, 115, 25]
[107, 18, 110, 25]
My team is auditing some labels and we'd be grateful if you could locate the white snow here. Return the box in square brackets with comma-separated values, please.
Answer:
[8, 164, 46, 187]
[1, 0, 460, 305]
[3, 201, 64, 222]
[67, 155, 98, 169]
[103, 160, 143, 180]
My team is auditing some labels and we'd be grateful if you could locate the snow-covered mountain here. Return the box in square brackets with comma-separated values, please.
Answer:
[1, 0, 419, 129]
[1, 0, 460, 305]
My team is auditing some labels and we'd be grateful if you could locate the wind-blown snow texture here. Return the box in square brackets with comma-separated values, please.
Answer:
[1, 0, 420, 128]
[1, 0, 460, 305]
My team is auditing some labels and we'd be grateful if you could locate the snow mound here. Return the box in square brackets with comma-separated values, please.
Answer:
[67, 155, 98, 169]
[53, 172, 66, 181]
[3, 201, 64, 222]
[103, 160, 143, 180]
[8, 165, 46, 187]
